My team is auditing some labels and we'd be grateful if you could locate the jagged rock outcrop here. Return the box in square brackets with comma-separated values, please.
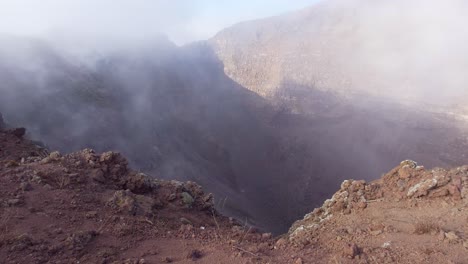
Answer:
[0, 129, 242, 263]
[288, 160, 467, 248]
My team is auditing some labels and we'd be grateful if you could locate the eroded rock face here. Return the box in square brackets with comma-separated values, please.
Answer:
[210, 1, 468, 107]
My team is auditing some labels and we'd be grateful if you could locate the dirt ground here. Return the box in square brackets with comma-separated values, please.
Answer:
[0, 127, 467, 263]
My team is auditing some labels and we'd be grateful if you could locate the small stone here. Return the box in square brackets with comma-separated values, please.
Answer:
[400, 160, 417, 169]
[295, 258, 303, 264]
[65, 230, 98, 251]
[370, 230, 382, 236]
[48, 151, 62, 160]
[85, 211, 98, 218]
[407, 179, 437, 198]
[344, 243, 359, 259]
[162, 257, 173, 263]
[381, 241, 391, 248]
[5, 160, 19, 168]
[91, 169, 106, 183]
[357, 201, 367, 209]
[429, 188, 449, 198]
[8, 127, 26, 138]
[40, 151, 62, 164]
[181, 192, 194, 206]
[20, 182, 32, 191]
[187, 249, 203, 260]
[180, 217, 192, 225]
[275, 238, 288, 249]
[7, 199, 22, 207]
[167, 194, 177, 201]
[31, 175, 42, 183]
[445, 231, 460, 243]
[262, 233, 272, 240]
[341, 180, 352, 190]
[107, 190, 137, 215]
[39, 157, 51, 164]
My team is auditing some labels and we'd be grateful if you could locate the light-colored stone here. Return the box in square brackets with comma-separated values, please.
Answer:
[445, 231, 460, 243]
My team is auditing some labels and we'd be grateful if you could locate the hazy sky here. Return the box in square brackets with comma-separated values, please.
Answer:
[0, 0, 319, 44]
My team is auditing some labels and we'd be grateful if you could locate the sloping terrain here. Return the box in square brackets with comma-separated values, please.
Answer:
[1, 124, 467, 263]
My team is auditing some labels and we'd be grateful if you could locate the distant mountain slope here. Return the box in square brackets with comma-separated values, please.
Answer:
[210, 0, 468, 106]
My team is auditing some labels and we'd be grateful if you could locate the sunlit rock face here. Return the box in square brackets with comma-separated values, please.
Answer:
[210, 0, 468, 107]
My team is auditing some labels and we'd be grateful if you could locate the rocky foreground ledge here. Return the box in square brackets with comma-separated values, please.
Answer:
[288, 160, 467, 262]
[0, 126, 467, 263]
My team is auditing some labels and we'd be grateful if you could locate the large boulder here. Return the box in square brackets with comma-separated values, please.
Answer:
[7, 127, 26, 138]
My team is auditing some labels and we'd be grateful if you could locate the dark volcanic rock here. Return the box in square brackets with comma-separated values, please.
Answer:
[7, 127, 26, 138]
[0, 112, 4, 130]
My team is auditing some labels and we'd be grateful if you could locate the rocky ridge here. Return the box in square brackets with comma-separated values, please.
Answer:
[288, 160, 468, 263]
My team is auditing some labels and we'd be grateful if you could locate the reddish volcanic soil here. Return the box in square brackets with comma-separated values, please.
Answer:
[0, 127, 467, 263]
